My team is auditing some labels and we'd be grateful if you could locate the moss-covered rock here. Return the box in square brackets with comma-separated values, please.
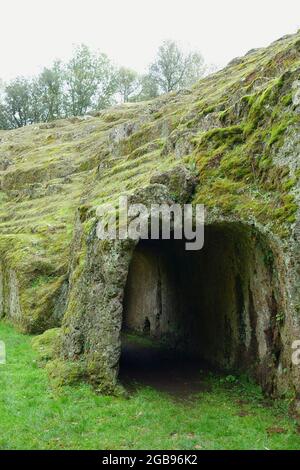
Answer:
[0, 31, 300, 398]
[45, 358, 85, 388]
[31, 327, 61, 362]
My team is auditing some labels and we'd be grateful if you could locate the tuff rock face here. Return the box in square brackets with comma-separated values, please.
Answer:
[0, 32, 300, 399]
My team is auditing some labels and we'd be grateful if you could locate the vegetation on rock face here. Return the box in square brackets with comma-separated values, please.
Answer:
[31, 327, 61, 362]
[0, 32, 299, 401]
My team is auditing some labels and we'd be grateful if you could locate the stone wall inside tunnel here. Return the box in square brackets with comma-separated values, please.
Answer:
[122, 224, 287, 391]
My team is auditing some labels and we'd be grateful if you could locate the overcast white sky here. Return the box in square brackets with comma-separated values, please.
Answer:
[0, 0, 299, 81]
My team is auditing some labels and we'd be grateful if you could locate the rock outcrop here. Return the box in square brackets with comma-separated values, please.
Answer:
[0, 32, 300, 400]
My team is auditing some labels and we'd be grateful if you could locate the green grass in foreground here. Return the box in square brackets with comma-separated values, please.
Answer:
[0, 321, 299, 450]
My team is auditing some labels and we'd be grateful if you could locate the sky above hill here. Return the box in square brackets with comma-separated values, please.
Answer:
[0, 0, 299, 81]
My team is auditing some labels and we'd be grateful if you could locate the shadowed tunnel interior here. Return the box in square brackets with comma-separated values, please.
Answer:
[119, 224, 280, 395]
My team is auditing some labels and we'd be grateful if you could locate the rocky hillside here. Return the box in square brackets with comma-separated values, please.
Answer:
[0, 32, 299, 398]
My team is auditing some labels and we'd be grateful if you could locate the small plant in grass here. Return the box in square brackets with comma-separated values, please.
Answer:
[220, 375, 239, 384]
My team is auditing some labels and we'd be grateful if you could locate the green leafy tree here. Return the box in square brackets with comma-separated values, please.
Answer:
[0, 80, 10, 129]
[148, 40, 206, 93]
[183, 51, 207, 87]
[93, 55, 117, 110]
[135, 74, 159, 101]
[65, 44, 116, 115]
[37, 62, 65, 121]
[65, 44, 98, 116]
[0, 102, 10, 129]
[4, 78, 33, 127]
[115, 67, 140, 103]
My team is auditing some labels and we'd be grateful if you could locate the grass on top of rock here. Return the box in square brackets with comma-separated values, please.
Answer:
[0, 321, 299, 450]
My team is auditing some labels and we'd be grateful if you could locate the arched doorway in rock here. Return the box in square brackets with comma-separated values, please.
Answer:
[119, 223, 283, 396]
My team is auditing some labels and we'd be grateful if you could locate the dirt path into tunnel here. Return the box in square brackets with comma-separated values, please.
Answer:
[119, 338, 212, 399]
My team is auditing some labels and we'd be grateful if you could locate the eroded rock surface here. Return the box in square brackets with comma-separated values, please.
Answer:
[0, 32, 300, 397]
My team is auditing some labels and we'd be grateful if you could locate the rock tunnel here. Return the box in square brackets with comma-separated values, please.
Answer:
[119, 223, 283, 392]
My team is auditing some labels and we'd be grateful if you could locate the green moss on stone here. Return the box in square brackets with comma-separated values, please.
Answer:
[32, 327, 61, 362]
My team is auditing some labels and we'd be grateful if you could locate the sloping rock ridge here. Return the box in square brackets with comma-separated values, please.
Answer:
[0, 32, 300, 399]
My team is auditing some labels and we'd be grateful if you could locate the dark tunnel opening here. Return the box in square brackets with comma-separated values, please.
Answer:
[119, 224, 280, 396]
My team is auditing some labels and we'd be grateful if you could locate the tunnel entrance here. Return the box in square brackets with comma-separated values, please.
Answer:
[119, 224, 281, 395]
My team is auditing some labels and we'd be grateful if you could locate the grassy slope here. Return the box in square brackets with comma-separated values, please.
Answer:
[0, 321, 299, 450]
